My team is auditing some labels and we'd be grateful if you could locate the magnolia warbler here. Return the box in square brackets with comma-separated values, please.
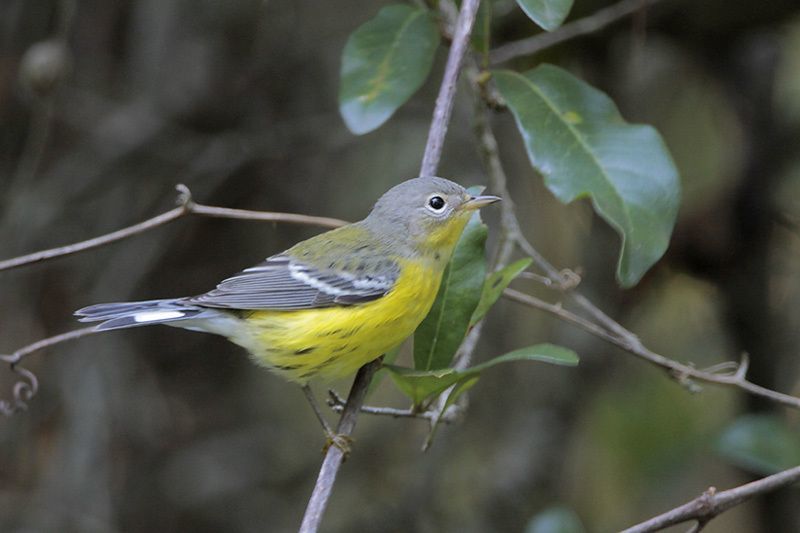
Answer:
[76, 177, 499, 442]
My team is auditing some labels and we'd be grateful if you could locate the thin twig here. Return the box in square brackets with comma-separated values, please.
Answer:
[467, 59, 520, 271]
[419, 0, 481, 177]
[298, 359, 381, 533]
[0, 326, 98, 415]
[327, 389, 442, 421]
[0, 185, 346, 272]
[0, 326, 99, 366]
[490, 0, 666, 64]
[503, 289, 626, 346]
[621, 465, 800, 532]
[503, 288, 800, 409]
[188, 204, 347, 228]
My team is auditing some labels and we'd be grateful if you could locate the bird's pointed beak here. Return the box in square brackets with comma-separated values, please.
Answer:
[462, 194, 501, 210]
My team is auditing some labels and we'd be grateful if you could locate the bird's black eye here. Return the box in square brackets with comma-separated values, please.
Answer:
[428, 195, 446, 211]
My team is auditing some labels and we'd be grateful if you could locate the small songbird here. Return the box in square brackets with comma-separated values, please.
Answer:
[76, 176, 499, 443]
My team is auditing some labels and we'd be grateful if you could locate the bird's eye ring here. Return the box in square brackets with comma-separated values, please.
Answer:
[427, 195, 446, 212]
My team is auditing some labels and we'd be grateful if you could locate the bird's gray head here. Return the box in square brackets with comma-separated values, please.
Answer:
[363, 176, 500, 255]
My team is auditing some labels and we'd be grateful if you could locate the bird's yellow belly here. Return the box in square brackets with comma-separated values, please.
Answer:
[234, 259, 441, 383]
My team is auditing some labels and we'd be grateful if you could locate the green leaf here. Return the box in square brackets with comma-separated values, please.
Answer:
[717, 415, 800, 475]
[471, 257, 533, 325]
[386, 365, 463, 406]
[339, 5, 440, 134]
[414, 206, 488, 371]
[515, 0, 574, 31]
[493, 65, 681, 287]
[471, 0, 492, 58]
[469, 343, 579, 373]
[388, 343, 578, 406]
[526, 506, 586, 533]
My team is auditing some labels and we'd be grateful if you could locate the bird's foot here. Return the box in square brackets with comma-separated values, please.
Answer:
[323, 432, 354, 458]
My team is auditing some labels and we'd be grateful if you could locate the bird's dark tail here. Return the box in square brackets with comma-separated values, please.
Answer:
[76, 298, 214, 331]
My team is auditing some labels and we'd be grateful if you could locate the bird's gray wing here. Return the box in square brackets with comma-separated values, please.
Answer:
[189, 254, 399, 310]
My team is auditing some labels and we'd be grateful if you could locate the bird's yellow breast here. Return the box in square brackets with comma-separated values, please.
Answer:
[233, 258, 442, 383]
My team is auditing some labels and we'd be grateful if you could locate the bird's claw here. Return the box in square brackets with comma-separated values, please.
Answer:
[323, 432, 354, 458]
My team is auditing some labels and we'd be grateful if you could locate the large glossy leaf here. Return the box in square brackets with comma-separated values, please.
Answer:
[516, 0, 573, 31]
[339, 5, 439, 134]
[414, 202, 488, 371]
[493, 65, 681, 287]
[717, 415, 800, 475]
[390, 343, 579, 406]
[470, 257, 533, 326]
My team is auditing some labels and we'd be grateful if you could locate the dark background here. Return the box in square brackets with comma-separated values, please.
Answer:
[2, 0, 800, 531]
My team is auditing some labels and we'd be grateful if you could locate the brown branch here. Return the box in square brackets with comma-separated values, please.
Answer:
[621, 465, 800, 532]
[0, 185, 346, 273]
[504, 288, 800, 409]
[0, 326, 99, 415]
[490, 0, 666, 65]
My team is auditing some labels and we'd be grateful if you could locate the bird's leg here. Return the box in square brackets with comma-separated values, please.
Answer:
[301, 384, 353, 456]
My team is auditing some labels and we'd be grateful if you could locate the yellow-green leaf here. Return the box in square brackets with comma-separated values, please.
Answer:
[388, 343, 578, 406]
[471, 257, 533, 326]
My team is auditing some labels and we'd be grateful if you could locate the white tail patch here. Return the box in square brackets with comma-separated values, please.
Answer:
[133, 310, 185, 323]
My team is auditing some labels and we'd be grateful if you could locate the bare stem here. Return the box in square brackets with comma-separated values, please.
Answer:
[327, 389, 442, 421]
[490, 0, 666, 64]
[504, 288, 800, 409]
[0, 185, 346, 273]
[0, 326, 99, 415]
[419, 0, 481, 177]
[621, 465, 800, 532]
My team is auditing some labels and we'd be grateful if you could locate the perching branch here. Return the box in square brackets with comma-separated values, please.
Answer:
[489, 0, 666, 65]
[301, 0, 482, 529]
[298, 360, 382, 533]
[621, 465, 800, 532]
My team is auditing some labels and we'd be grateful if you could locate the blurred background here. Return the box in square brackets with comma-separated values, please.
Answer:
[2, 0, 800, 531]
